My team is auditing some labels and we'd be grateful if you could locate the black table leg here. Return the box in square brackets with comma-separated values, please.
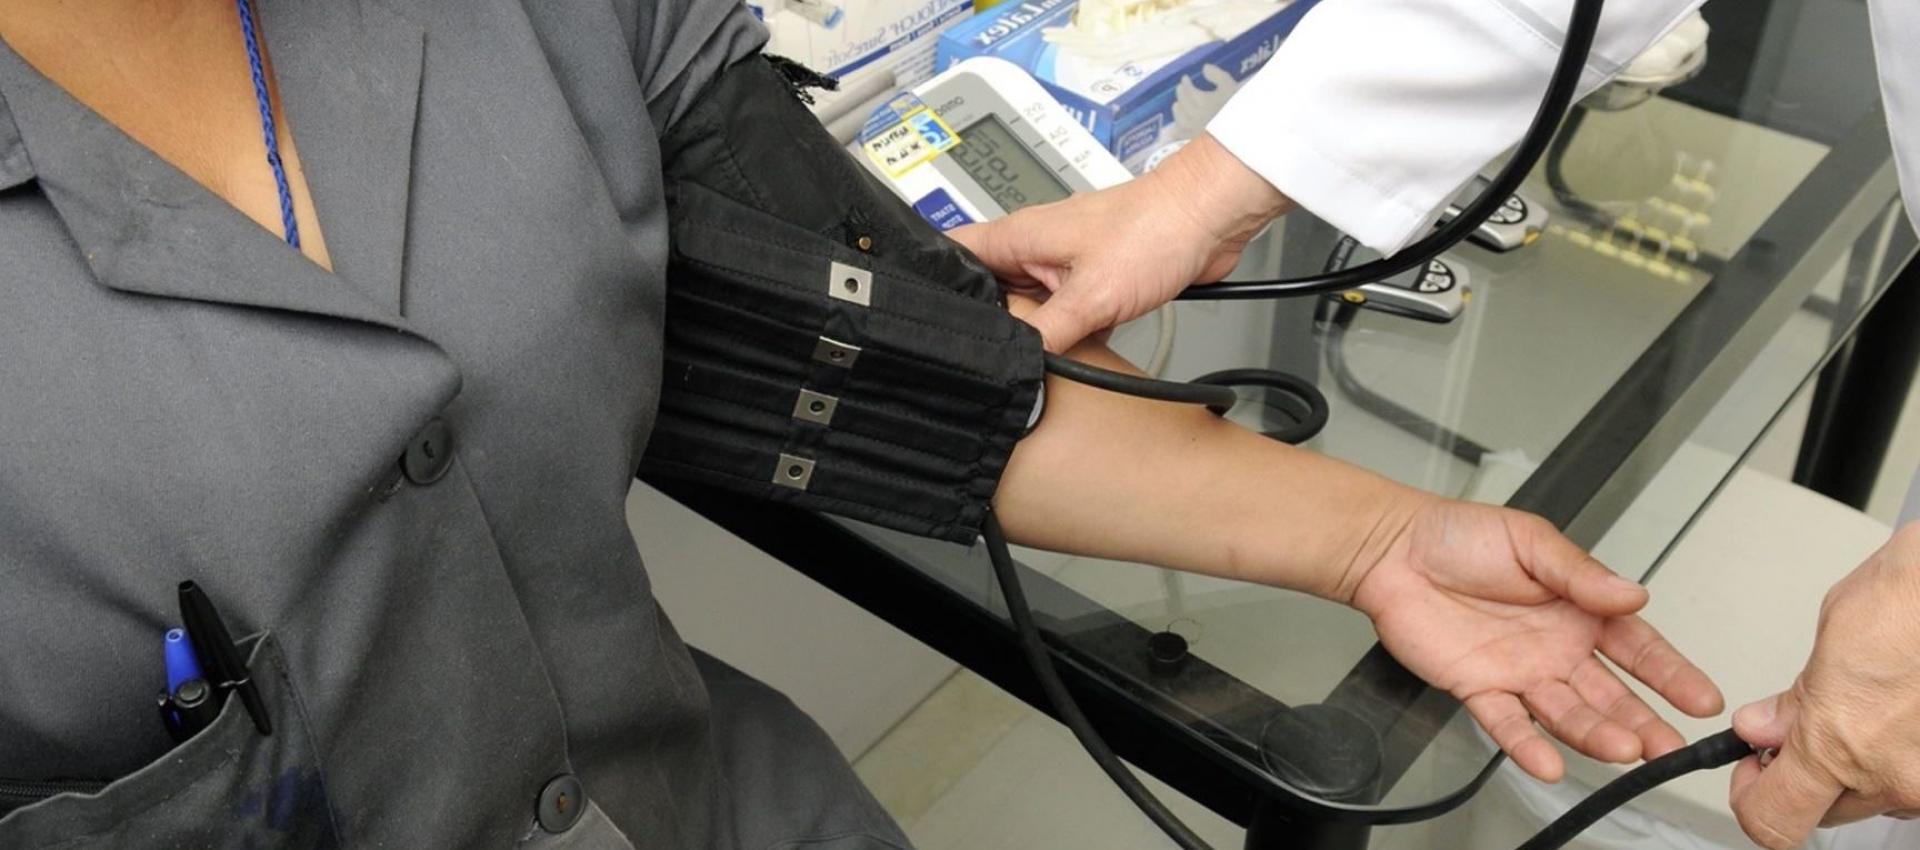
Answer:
[1794, 253, 1920, 508]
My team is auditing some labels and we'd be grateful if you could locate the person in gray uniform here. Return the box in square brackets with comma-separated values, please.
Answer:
[0, 1, 1722, 848]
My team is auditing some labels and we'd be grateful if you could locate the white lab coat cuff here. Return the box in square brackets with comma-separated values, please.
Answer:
[1207, 114, 1437, 254]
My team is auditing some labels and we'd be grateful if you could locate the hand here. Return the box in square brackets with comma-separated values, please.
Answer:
[1728, 524, 1920, 849]
[1351, 498, 1725, 782]
[948, 133, 1293, 352]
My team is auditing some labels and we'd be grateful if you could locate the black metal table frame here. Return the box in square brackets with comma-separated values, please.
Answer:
[650, 108, 1912, 850]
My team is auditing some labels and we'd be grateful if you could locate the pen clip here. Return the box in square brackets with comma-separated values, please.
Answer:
[177, 581, 272, 737]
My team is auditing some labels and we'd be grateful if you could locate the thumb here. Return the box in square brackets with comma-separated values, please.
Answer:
[1516, 515, 1647, 616]
[946, 221, 992, 260]
[1023, 287, 1111, 354]
[948, 216, 1052, 286]
[1734, 691, 1798, 750]
[1731, 744, 1844, 850]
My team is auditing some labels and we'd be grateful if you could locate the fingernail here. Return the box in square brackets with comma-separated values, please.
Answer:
[1608, 575, 1643, 592]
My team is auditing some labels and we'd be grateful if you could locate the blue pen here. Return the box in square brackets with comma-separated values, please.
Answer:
[164, 627, 203, 694]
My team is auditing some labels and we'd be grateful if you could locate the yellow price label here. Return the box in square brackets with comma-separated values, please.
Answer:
[862, 107, 960, 178]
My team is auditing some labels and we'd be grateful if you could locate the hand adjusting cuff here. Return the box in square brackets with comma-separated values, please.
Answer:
[639, 55, 1045, 543]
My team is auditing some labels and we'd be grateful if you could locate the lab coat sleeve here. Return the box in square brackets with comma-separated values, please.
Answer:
[1208, 0, 1702, 253]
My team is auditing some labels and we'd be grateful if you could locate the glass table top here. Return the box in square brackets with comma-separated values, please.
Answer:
[819, 0, 1913, 824]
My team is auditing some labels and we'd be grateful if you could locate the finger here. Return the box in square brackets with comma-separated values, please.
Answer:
[1570, 656, 1687, 759]
[1733, 691, 1797, 751]
[946, 220, 1029, 275]
[1024, 287, 1114, 354]
[946, 224, 1043, 289]
[948, 207, 1072, 279]
[1513, 517, 1648, 616]
[1598, 615, 1725, 717]
[1523, 680, 1642, 764]
[1467, 692, 1565, 782]
[945, 221, 987, 252]
[1731, 747, 1846, 850]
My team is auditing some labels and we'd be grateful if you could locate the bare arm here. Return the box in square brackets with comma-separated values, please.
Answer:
[990, 298, 1725, 781]
[993, 297, 1415, 603]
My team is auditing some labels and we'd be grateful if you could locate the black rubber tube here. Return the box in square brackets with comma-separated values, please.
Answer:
[983, 514, 1215, 850]
[1044, 353, 1240, 415]
[1516, 729, 1754, 850]
[1041, 356, 1330, 440]
[1192, 367, 1330, 444]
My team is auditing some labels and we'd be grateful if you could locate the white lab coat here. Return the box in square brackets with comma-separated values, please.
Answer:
[1210, 2, 1920, 845]
[1210, 0, 1920, 256]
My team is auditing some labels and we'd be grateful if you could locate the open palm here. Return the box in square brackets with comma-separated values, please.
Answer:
[1353, 500, 1725, 782]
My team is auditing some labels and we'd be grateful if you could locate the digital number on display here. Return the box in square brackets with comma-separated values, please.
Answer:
[946, 116, 1072, 213]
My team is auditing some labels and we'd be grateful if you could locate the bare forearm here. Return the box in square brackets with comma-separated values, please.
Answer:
[992, 330, 1429, 603]
[1152, 133, 1296, 249]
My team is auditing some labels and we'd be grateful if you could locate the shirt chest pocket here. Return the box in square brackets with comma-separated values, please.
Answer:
[0, 632, 341, 850]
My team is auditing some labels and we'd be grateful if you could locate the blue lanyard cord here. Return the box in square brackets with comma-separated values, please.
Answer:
[234, 0, 300, 248]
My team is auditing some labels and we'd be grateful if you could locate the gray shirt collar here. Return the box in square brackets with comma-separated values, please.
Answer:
[0, 1, 429, 339]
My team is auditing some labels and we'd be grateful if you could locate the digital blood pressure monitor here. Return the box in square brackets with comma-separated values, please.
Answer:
[858, 58, 1133, 229]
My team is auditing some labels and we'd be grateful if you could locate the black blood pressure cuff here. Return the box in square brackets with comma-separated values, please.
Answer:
[638, 55, 1045, 543]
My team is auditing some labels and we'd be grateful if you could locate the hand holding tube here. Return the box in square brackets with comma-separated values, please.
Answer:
[1728, 523, 1920, 849]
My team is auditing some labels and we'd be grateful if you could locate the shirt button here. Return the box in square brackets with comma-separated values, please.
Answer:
[401, 418, 455, 485]
[536, 774, 586, 833]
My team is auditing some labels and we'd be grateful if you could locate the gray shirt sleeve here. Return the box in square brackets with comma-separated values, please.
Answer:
[625, 0, 771, 131]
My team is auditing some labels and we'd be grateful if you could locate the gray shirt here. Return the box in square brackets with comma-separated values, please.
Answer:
[0, 2, 900, 848]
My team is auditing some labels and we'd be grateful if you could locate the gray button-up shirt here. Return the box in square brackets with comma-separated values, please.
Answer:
[0, 2, 897, 848]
